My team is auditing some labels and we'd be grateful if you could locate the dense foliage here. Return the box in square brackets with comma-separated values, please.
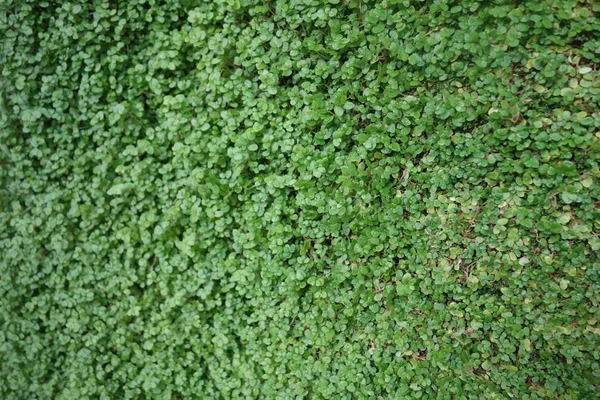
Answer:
[1, 0, 600, 398]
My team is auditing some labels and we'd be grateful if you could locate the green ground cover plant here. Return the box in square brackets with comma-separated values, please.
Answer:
[1, 0, 600, 398]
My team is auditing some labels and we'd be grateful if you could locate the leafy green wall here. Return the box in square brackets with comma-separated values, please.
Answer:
[1, 0, 599, 398]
